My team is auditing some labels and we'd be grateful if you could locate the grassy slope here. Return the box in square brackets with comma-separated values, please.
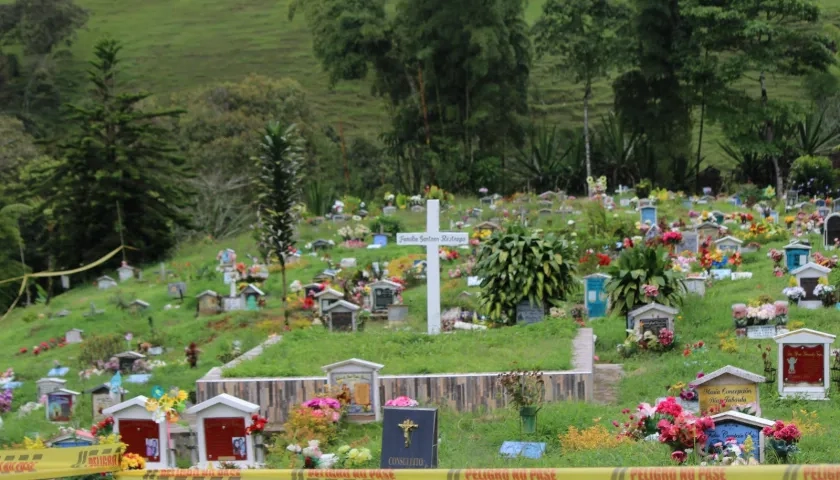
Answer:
[269, 200, 840, 467]
[0, 201, 571, 444]
[65, 0, 840, 171]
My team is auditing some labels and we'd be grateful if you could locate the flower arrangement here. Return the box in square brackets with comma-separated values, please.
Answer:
[497, 369, 544, 408]
[91, 416, 114, 436]
[121, 453, 146, 470]
[145, 387, 188, 423]
[439, 247, 459, 261]
[185, 342, 200, 368]
[618, 328, 677, 357]
[763, 420, 802, 461]
[613, 397, 714, 459]
[338, 224, 370, 241]
[384, 396, 419, 407]
[246, 413, 268, 435]
[701, 436, 757, 466]
[642, 284, 660, 298]
[0, 389, 12, 414]
[569, 304, 587, 321]
[302, 397, 342, 422]
[479, 187, 489, 195]
[662, 231, 683, 246]
[782, 286, 806, 302]
[813, 278, 836, 306]
[732, 301, 788, 329]
[812, 252, 838, 269]
[682, 341, 706, 357]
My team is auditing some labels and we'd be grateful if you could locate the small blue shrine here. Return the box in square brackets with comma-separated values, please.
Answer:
[784, 241, 811, 272]
[583, 273, 610, 318]
[640, 206, 657, 225]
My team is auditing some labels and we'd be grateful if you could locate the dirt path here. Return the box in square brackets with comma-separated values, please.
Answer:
[593, 364, 625, 405]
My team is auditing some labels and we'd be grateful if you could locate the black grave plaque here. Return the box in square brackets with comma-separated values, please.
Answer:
[375, 288, 395, 311]
[380, 407, 438, 469]
[826, 215, 840, 246]
[800, 278, 820, 301]
[330, 311, 354, 332]
[516, 300, 545, 325]
[637, 317, 670, 335]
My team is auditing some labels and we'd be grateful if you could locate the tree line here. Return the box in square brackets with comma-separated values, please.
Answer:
[1, 0, 840, 310]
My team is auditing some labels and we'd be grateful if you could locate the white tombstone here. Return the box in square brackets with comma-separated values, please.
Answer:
[396, 200, 470, 334]
[97, 275, 118, 290]
[322, 358, 384, 422]
[128, 299, 150, 313]
[117, 265, 135, 282]
[36, 378, 66, 399]
[104, 396, 172, 469]
[314, 288, 344, 313]
[714, 235, 744, 253]
[684, 276, 706, 297]
[626, 302, 678, 333]
[65, 329, 83, 344]
[186, 393, 260, 468]
[325, 300, 361, 332]
[340, 258, 357, 268]
[791, 262, 831, 309]
[773, 329, 836, 400]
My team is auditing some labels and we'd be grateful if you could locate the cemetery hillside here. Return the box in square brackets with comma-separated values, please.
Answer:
[7, 0, 840, 476]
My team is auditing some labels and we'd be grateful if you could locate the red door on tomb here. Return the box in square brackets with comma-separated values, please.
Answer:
[120, 419, 161, 462]
[204, 417, 247, 461]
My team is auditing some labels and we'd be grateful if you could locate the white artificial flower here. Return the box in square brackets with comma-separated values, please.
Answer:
[287, 444, 302, 453]
[567, 220, 575, 225]
[307, 439, 320, 448]
[318, 453, 337, 469]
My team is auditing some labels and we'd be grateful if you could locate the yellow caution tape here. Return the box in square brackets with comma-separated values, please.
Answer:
[0, 444, 121, 480]
[0, 245, 134, 320]
[114, 465, 830, 480]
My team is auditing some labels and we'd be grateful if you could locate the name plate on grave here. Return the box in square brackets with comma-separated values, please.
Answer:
[698, 384, 757, 414]
[397, 233, 469, 246]
[746, 325, 778, 339]
[637, 317, 669, 335]
[381, 407, 438, 469]
[516, 301, 545, 325]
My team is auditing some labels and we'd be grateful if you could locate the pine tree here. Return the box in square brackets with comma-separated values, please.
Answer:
[253, 121, 304, 326]
[44, 39, 192, 270]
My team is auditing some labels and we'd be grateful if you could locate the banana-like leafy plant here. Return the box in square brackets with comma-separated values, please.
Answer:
[605, 245, 686, 316]
[475, 229, 578, 325]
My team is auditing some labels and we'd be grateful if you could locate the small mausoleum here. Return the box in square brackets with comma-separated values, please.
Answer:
[104, 396, 171, 469]
[186, 393, 260, 469]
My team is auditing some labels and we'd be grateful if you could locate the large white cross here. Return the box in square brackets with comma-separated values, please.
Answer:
[396, 200, 469, 334]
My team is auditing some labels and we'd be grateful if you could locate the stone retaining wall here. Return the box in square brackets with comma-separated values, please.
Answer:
[196, 328, 594, 424]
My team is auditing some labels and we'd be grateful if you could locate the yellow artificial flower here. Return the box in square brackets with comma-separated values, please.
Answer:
[177, 390, 188, 401]
[145, 398, 159, 412]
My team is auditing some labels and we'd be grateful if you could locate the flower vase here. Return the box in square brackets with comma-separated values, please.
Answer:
[255, 434, 265, 463]
[519, 406, 540, 434]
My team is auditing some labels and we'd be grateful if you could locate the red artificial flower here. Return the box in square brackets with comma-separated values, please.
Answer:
[18, 347, 27, 355]
[671, 451, 686, 463]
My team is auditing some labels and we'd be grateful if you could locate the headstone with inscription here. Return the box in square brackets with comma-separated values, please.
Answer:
[704, 411, 774, 463]
[627, 303, 677, 333]
[380, 407, 438, 469]
[515, 300, 545, 325]
[692, 365, 765, 414]
[774, 328, 835, 400]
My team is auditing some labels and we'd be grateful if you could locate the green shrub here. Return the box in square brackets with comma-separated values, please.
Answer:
[475, 231, 578, 325]
[368, 215, 404, 236]
[78, 333, 124, 367]
[605, 245, 686, 315]
[789, 155, 836, 197]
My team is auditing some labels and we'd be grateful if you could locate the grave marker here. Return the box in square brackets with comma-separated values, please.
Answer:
[196, 290, 221, 316]
[369, 279, 401, 312]
[186, 393, 260, 468]
[783, 241, 811, 271]
[314, 288, 343, 313]
[627, 303, 677, 333]
[323, 358, 383, 421]
[824, 213, 840, 248]
[583, 273, 610, 318]
[86, 383, 124, 421]
[515, 300, 545, 325]
[791, 262, 831, 309]
[692, 365, 765, 414]
[167, 282, 186, 299]
[640, 206, 657, 225]
[397, 200, 469, 334]
[325, 300, 361, 332]
[715, 236, 743, 253]
[499, 442, 546, 459]
[97, 276, 118, 290]
[678, 231, 699, 254]
[46, 389, 79, 422]
[106, 396, 171, 468]
[704, 411, 774, 463]
[65, 329, 83, 344]
[774, 328, 835, 400]
[380, 407, 438, 468]
[117, 264, 135, 282]
[36, 378, 66, 399]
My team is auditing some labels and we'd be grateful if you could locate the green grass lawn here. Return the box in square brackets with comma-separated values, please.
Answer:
[56, 0, 840, 170]
[224, 320, 577, 377]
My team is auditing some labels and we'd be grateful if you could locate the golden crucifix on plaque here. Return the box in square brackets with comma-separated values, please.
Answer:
[398, 418, 419, 447]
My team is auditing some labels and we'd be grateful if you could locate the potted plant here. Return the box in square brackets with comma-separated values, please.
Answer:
[497, 369, 544, 434]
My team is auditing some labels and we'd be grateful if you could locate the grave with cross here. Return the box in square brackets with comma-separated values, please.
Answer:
[397, 200, 470, 334]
